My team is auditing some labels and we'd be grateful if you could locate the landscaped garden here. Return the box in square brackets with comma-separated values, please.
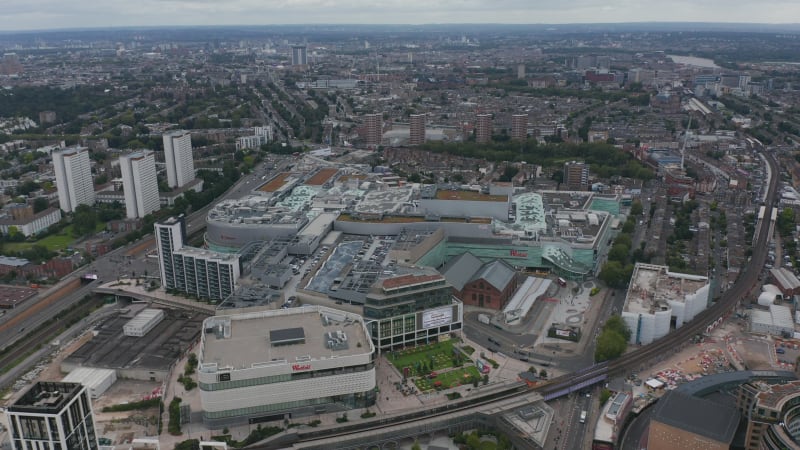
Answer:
[388, 340, 469, 376]
[414, 366, 481, 392]
[386, 340, 485, 393]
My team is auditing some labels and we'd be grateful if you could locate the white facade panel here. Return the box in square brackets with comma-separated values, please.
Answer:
[63, 367, 117, 398]
[163, 130, 195, 188]
[120, 151, 160, 219]
[53, 147, 95, 213]
[200, 369, 376, 414]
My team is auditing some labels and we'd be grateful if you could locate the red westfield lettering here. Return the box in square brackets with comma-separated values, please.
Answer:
[292, 364, 312, 371]
[510, 249, 527, 258]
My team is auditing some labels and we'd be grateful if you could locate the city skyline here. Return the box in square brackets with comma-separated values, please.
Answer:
[1, 0, 800, 32]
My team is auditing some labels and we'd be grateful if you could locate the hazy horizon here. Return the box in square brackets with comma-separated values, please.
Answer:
[2, 0, 800, 33]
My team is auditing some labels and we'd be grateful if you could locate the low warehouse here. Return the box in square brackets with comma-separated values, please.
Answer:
[62, 367, 117, 398]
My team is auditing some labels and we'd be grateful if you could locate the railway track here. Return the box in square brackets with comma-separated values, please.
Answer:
[269, 151, 779, 449]
[0, 294, 104, 379]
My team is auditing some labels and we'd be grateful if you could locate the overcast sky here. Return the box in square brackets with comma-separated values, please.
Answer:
[2, 0, 799, 32]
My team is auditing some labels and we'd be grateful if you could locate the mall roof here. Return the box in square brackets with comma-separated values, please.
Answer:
[201, 306, 370, 371]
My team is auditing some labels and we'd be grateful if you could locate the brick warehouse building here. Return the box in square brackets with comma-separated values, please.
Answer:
[443, 252, 519, 310]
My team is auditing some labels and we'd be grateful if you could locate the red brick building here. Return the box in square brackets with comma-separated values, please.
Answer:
[0, 256, 74, 280]
[442, 252, 519, 310]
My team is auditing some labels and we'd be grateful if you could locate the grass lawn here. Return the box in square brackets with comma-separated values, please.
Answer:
[414, 366, 481, 392]
[3, 222, 106, 253]
[388, 340, 464, 374]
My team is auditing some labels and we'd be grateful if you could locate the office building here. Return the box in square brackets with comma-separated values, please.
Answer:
[198, 306, 376, 427]
[564, 161, 590, 191]
[409, 114, 426, 145]
[156, 216, 240, 301]
[120, 150, 160, 219]
[291, 45, 308, 66]
[511, 114, 528, 141]
[53, 147, 95, 213]
[738, 379, 800, 449]
[162, 130, 195, 188]
[364, 271, 463, 352]
[4, 381, 99, 450]
[476, 114, 492, 143]
[363, 113, 382, 148]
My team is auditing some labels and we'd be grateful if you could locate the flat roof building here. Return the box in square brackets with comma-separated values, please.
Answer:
[622, 263, 710, 345]
[364, 270, 463, 352]
[4, 381, 99, 450]
[198, 306, 376, 427]
[737, 379, 800, 450]
[157, 216, 240, 300]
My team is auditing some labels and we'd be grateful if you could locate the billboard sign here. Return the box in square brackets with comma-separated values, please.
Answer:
[422, 306, 453, 329]
[555, 329, 571, 337]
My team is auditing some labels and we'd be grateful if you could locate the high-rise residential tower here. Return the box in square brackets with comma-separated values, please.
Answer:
[52, 147, 95, 213]
[120, 150, 160, 219]
[564, 161, 590, 191]
[155, 216, 186, 290]
[291, 45, 308, 66]
[364, 113, 382, 148]
[4, 381, 99, 450]
[511, 114, 528, 141]
[162, 130, 195, 188]
[476, 114, 493, 144]
[409, 114, 426, 146]
[156, 216, 240, 300]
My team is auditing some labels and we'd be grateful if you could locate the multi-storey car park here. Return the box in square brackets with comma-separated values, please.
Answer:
[197, 305, 376, 427]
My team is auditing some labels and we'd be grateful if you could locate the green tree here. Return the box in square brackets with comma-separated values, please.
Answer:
[33, 197, 49, 213]
[630, 200, 643, 216]
[411, 440, 422, 450]
[72, 204, 97, 236]
[594, 329, 628, 362]
[777, 208, 795, 237]
[603, 315, 632, 342]
[466, 432, 482, 450]
[599, 261, 632, 288]
[608, 243, 631, 263]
